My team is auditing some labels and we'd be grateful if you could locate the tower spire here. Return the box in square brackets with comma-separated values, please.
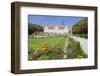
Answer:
[62, 21, 64, 25]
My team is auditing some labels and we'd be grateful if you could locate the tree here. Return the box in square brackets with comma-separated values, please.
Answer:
[72, 18, 88, 34]
[28, 23, 43, 35]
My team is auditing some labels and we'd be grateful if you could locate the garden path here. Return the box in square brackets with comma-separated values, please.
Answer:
[63, 38, 68, 59]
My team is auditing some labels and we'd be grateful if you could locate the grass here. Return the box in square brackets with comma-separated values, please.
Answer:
[28, 36, 66, 53]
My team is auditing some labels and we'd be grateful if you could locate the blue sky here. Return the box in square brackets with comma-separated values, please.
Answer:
[28, 15, 84, 30]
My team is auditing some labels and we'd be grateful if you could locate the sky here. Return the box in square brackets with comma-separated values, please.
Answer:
[28, 15, 84, 30]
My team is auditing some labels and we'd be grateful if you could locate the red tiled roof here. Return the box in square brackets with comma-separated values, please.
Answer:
[47, 25, 65, 30]
[47, 26, 55, 29]
[58, 26, 65, 30]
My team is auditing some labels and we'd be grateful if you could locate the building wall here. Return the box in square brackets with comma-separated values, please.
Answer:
[44, 26, 69, 34]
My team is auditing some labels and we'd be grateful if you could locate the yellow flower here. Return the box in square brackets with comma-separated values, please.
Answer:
[36, 44, 52, 53]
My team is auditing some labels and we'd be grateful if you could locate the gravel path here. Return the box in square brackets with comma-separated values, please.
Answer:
[71, 36, 88, 55]
[63, 38, 69, 58]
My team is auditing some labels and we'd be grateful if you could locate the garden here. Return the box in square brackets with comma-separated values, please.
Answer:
[28, 17, 88, 60]
[28, 33, 87, 61]
[28, 36, 66, 60]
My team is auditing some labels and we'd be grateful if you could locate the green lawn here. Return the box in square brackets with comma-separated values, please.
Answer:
[28, 37, 66, 52]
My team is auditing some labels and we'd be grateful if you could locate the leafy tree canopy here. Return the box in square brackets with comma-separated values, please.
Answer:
[72, 18, 88, 34]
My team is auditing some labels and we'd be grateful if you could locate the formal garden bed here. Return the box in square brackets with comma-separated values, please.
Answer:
[28, 33, 87, 60]
[28, 36, 66, 60]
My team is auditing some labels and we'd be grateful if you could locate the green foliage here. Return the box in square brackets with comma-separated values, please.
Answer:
[37, 55, 49, 60]
[72, 18, 88, 34]
[28, 37, 66, 52]
[28, 36, 87, 60]
[50, 46, 64, 59]
[67, 38, 87, 59]
[28, 37, 66, 60]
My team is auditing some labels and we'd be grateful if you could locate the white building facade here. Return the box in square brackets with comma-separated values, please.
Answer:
[44, 25, 69, 34]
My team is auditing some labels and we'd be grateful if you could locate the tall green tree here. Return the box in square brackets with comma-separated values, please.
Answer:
[72, 18, 88, 34]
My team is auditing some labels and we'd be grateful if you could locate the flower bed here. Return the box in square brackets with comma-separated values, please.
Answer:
[66, 38, 87, 59]
[28, 37, 66, 60]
